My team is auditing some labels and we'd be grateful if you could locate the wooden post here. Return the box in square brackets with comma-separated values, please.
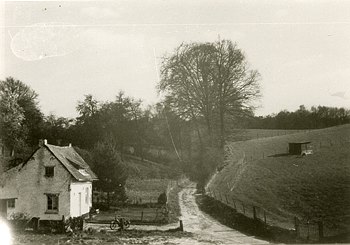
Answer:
[253, 206, 257, 220]
[179, 220, 184, 231]
[141, 210, 144, 221]
[155, 208, 159, 221]
[33, 217, 40, 232]
[318, 220, 324, 241]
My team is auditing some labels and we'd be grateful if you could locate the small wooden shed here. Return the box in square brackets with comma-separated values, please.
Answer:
[288, 142, 311, 155]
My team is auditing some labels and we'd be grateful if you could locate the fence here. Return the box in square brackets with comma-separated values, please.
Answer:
[205, 187, 349, 242]
[94, 180, 178, 205]
[127, 180, 178, 205]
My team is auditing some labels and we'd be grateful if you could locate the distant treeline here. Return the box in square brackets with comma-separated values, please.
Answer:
[243, 105, 350, 129]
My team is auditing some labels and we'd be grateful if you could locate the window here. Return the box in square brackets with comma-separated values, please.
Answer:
[45, 166, 54, 177]
[79, 169, 90, 177]
[7, 199, 15, 208]
[46, 194, 59, 213]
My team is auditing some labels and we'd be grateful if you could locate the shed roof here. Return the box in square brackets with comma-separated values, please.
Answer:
[289, 141, 311, 145]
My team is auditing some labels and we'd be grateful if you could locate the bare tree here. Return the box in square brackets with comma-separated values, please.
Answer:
[159, 40, 260, 148]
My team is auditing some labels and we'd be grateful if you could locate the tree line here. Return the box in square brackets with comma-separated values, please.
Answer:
[0, 78, 184, 203]
[242, 105, 350, 130]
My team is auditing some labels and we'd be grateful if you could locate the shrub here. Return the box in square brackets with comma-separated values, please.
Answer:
[9, 212, 30, 230]
[158, 192, 167, 204]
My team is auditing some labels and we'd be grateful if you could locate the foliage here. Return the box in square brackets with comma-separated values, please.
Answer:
[244, 105, 350, 129]
[125, 178, 171, 204]
[9, 212, 30, 230]
[157, 191, 167, 204]
[42, 114, 74, 146]
[159, 39, 260, 148]
[91, 141, 128, 203]
[10, 212, 30, 221]
[0, 77, 43, 161]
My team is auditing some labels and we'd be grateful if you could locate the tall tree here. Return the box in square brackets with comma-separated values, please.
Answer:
[76, 94, 99, 121]
[42, 114, 73, 145]
[212, 40, 260, 147]
[98, 91, 148, 160]
[74, 94, 102, 148]
[159, 40, 261, 148]
[0, 77, 43, 156]
[92, 141, 128, 205]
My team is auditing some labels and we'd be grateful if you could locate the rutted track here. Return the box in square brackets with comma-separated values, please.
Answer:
[178, 182, 269, 244]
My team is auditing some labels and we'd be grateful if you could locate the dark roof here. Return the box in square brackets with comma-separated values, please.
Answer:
[45, 144, 97, 181]
[289, 142, 311, 145]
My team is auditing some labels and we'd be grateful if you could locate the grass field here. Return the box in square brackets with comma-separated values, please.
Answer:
[125, 178, 174, 204]
[226, 128, 309, 142]
[208, 124, 350, 238]
[124, 154, 180, 179]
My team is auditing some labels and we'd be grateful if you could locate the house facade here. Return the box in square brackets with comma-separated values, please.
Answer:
[0, 140, 97, 221]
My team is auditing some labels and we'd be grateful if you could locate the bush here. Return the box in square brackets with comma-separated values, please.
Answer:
[9, 212, 30, 230]
[157, 192, 167, 204]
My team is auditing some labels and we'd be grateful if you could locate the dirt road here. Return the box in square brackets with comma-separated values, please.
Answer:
[178, 182, 269, 244]
[83, 182, 270, 244]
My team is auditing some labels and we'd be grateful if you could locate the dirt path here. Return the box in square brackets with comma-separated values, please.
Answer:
[84, 182, 270, 244]
[178, 182, 269, 244]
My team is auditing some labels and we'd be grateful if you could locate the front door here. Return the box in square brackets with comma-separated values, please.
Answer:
[0, 200, 7, 219]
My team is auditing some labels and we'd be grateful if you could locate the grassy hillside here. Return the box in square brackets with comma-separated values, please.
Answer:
[208, 124, 350, 235]
[226, 128, 308, 142]
[122, 155, 180, 204]
[123, 154, 180, 179]
[125, 178, 173, 204]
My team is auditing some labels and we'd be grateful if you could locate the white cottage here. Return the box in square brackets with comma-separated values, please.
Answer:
[0, 140, 98, 221]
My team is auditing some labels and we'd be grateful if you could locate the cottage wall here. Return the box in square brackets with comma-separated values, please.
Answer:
[5, 148, 71, 220]
[0, 166, 20, 199]
[70, 181, 92, 217]
[0, 166, 19, 218]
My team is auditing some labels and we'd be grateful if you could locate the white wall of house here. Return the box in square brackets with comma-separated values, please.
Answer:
[0, 148, 72, 220]
[70, 181, 92, 217]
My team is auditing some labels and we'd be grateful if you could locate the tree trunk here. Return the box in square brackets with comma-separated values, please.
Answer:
[205, 116, 213, 146]
[219, 106, 225, 149]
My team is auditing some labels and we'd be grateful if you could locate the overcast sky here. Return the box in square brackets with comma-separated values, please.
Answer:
[1, 0, 350, 118]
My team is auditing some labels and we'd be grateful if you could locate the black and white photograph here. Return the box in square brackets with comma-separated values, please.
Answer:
[0, 1, 349, 244]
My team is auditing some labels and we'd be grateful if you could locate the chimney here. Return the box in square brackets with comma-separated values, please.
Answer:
[39, 139, 47, 147]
